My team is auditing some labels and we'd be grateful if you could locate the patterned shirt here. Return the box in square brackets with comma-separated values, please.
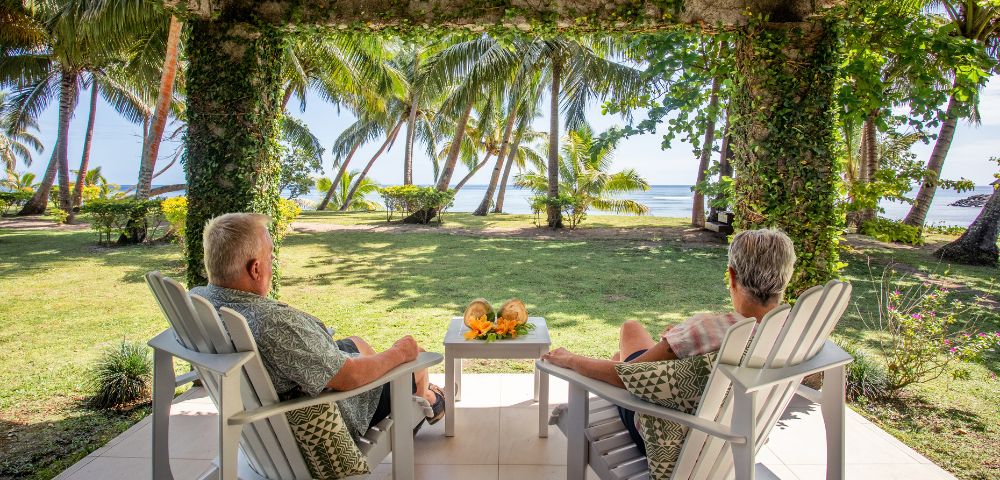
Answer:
[661, 312, 746, 358]
[190, 284, 382, 440]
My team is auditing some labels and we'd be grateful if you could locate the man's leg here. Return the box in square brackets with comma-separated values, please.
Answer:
[413, 347, 436, 404]
[619, 320, 656, 361]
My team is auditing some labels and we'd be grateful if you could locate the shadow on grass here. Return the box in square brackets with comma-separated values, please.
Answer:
[0, 406, 150, 480]
[0, 229, 185, 285]
[281, 230, 732, 331]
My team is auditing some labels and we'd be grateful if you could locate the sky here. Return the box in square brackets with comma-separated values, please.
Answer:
[14, 79, 1000, 188]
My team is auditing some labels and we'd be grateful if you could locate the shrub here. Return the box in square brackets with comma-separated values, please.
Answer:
[924, 223, 967, 236]
[48, 207, 69, 224]
[274, 198, 302, 241]
[83, 199, 163, 245]
[0, 190, 33, 215]
[859, 217, 924, 245]
[89, 341, 152, 410]
[530, 193, 587, 229]
[838, 342, 889, 402]
[380, 185, 455, 224]
[160, 196, 187, 242]
[860, 268, 1000, 394]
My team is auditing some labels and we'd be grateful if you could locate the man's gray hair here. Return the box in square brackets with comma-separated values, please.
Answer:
[728, 229, 796, 305]
[203, 213, 271, 285]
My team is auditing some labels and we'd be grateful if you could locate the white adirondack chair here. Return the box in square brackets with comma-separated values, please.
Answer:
[145, 271, 443, 480]
[539, 280, 854, 480]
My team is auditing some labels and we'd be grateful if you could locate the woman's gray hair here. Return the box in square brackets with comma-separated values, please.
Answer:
[203, 213, 271, 285]
[727, 229, 796, 305]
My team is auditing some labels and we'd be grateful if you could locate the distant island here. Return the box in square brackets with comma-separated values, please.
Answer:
[949, 180, 999, 207]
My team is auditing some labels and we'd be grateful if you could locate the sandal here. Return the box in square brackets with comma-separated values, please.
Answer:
[425, 384, 446, 425]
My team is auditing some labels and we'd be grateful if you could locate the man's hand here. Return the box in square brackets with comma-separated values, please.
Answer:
[541, 347, 576, 370]
[393, 335, 419, 362]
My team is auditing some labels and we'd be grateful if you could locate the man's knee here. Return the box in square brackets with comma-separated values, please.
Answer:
[348, 336, 376, 355]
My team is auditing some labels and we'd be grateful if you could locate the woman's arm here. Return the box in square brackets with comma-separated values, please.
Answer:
[542, 340, 678, 388]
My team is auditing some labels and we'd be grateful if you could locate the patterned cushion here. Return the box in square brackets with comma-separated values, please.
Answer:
[615, 353, 717, 479]
[286, 403, 370, 479]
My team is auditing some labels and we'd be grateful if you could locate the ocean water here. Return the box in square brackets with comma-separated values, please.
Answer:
[298, 184, 996, 227]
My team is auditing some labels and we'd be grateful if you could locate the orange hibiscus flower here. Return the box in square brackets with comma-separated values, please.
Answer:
[464, 315, 494, 339]
[493, 318, 520, 338]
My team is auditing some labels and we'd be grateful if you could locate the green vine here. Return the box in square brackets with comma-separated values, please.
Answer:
[183, 19, 286, 289]
[729, 17, 845, 297]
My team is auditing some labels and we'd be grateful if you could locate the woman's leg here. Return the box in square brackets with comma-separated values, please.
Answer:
[619, 320, 656, 361]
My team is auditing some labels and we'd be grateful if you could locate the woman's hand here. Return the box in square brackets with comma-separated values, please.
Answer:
[542, 347, 576, 370]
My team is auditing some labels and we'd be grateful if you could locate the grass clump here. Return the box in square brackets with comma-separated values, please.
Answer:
[88, 341, 152, 410]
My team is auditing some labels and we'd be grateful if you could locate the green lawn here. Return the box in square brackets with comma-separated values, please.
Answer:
[1, 214, 997, 479]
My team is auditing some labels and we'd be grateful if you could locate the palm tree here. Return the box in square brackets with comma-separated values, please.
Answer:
[317, 170, 381, 211]
[3, 171, 38, 191]
[0, 93, 44, 180]
[903, 1, 1000, 227]
[516, 126, 650, 227]
[492, 116, 547, 213]
[135, 14, 182, 199]
[339, 114, 405, 211]
[935, 179, 999, 266]
[3, 1, 155, 218]
[522, 37, 645, 228]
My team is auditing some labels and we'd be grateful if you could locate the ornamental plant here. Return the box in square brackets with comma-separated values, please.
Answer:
[89, 341, 152, 410]
[380, 186, 455, 224]
[860, 268, 1000, 394]
[160, 196, 188, 243]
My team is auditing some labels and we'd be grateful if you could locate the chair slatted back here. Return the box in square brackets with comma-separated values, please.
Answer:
[145, 272, 312, 479]
[674, 280, 851, 479]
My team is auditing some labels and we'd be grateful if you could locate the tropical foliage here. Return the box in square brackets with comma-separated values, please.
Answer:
[317, 170, 381, 212]
[517, 126, 649, 229]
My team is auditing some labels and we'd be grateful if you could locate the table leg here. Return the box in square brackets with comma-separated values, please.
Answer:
[538, 348, 549, 438]
[534, 367, 540, 402]
[454, 358, 462, 402]
[445, 351, 456, 437]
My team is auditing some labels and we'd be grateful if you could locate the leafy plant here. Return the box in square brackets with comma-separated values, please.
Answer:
[860, 217, 924, 245]
[88, 341, 152, 410]
[48, 207, 69, 225]
[380, 185, 455, 224]
[859, 268, 1000, 394]
[160, 196, 187, 242]
[0, 190, 33, 215]
[517, 126, 650, 229]
[838, 342, 889, 402]
[83, 199, 163, 246]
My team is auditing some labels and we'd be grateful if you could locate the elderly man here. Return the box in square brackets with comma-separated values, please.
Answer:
[542, 228, 796, 454]
[191, 213, 445, 446]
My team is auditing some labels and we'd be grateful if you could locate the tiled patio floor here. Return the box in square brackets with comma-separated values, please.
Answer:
[57, 373, 955, 480]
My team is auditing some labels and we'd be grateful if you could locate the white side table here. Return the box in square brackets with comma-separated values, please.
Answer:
[443, 316, 551, 437]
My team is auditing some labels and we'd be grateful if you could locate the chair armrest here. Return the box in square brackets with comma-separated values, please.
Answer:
[229, 352, 443, 426]
[148, 330, 255, 376]
[715, 341, 853, 394]
[536, 359, 745, 443]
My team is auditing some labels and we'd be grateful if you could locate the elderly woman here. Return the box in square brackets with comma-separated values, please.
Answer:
[541, 228, 796, 455]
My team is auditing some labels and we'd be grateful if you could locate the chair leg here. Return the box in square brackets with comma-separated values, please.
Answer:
[152, 349, 175, 480]
[217, 373, 242, 480]
[732, 389, 757, 480]
[390, 375, 415, 480]
[566, 383, 589, 480]
[821, 365, 846, 480]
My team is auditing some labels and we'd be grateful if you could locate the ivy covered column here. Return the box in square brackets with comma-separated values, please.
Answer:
[730, 20, 843, 296]
[184, 19, 285, 286]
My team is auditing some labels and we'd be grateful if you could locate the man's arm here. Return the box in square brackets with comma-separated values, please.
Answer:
[542, 340, 677, 388]
[326, 336, 419, 391]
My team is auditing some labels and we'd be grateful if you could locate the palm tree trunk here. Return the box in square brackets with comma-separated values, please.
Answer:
[318, 141, 360, 210]
[281, 84, 295, 110]
[72, 82, 99, 211]
[17, 146, 58, 215]
[340, 118, 403, 211]
[934, 186, 1000, 266]
[856, 110, 878, 225]
[474, 109, 519, 215]
[56, 70, 77, 218]
[904, 87, 960, 228]
[136, 15, 183, 200]
[709, 105, 732, 217]
[436, 98, 475, 190]
[403, 58, 420, 186]
[692, 75, 721, 228]
[546, 57, 563, 228]
[453, 152, 492, 193]
[493, 124, 526, 213]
